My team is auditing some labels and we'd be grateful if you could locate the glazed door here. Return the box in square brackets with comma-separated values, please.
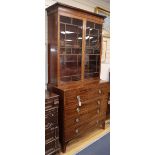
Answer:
[59, 15, 83, 83]
[84, 21, 102, 79]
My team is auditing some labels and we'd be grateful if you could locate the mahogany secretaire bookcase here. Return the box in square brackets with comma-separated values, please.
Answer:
[46, 3, 109, 153]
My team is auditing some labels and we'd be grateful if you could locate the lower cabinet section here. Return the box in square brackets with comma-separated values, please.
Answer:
[52, 80, 109, 153]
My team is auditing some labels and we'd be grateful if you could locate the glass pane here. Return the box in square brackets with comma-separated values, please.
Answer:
[60, 23, 65, 46]
[72, 18, 83, 26]
[60, 16, 83, 82]
[85, 21, 102, 79]
[60, 16, 71, 24]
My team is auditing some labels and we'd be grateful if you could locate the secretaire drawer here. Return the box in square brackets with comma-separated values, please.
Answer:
[65, 88, 108, 107]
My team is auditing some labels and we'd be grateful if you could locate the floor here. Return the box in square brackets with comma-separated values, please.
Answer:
[60, 119, 110, 155]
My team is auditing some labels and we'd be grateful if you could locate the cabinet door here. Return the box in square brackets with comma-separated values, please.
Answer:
[59, 16, 83, 82]
[84, 21, 102, 79]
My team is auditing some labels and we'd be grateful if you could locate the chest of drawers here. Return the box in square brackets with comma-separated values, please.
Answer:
[52, 80, 109, 152]
[45, 92, 60, 155]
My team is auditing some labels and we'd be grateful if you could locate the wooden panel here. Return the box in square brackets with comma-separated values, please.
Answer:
[47, 12, 58, 85]
[58, 7, 104, 24]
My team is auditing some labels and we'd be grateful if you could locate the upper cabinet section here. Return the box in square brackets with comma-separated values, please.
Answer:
[60, 16, 83, 83]
[46, 3, 105, 86]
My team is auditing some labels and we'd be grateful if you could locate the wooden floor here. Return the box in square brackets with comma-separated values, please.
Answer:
[60, 119, 110, 155]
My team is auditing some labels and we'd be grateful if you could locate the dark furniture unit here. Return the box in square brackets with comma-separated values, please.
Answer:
[46, 3, 109, 153]
[45, 92, 60, 155]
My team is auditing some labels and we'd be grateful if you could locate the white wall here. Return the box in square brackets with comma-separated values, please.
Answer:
[45, 0, 110, 11]
[45, 0, 110, 84]
[101, 35, 110, 81]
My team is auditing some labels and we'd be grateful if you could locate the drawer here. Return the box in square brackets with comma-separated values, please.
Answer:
[64, 108, 98, 127]
[45, 108, 58, 128]
[64, 117, 105, 141]
[45, 128, 55, 141]
[45, 98, 59, 109]
[64, 98, 107, 119]
[45, 127, 59, 140]
[77, 87, 104, 102]
[65, 88, 108, 107]
[45, 138, 55, 153]
[65, 108, 106, 128]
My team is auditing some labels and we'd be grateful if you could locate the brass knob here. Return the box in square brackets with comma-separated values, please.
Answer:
[97, 100, 101, 105]
[75, 129, 79, 133]
[75, 118, 79, 123]
[98, 89, 102, 94]
[76, 107, 80, 113]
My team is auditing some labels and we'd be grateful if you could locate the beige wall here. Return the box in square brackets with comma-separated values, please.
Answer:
[45, 0, 110, 84]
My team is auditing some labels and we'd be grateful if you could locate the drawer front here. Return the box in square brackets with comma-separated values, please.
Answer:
[45, 128, 55, 140]
[45, 138, 60, 155]
[45, 138, 55, 153]
[77, 87, 104, 102]
[45, 127, 59, 140]
[45, 97, 59, 109]
[64, 117, 106, 141]
[45, 120, 60, 155]
[65, 87, 108, 108]
[45, 108, 58, 128]
[64, 97, 107, 120]
[64, 109, 106, 128]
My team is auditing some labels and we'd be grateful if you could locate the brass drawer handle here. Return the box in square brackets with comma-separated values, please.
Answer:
[75, 118, 79, 123]
[75, 129, 79, 133]
[76, 107, 80, 113]
[97, 100, 101, 105]
[98, 89, 102, 94]
[97, 109, 100, 114]
[77, 96, 82, 106]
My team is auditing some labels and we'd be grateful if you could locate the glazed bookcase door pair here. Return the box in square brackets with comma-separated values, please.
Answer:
[59, 15, 102, 84]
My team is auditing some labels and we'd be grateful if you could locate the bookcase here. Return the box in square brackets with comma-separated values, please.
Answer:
[46, 3, 109, 153]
